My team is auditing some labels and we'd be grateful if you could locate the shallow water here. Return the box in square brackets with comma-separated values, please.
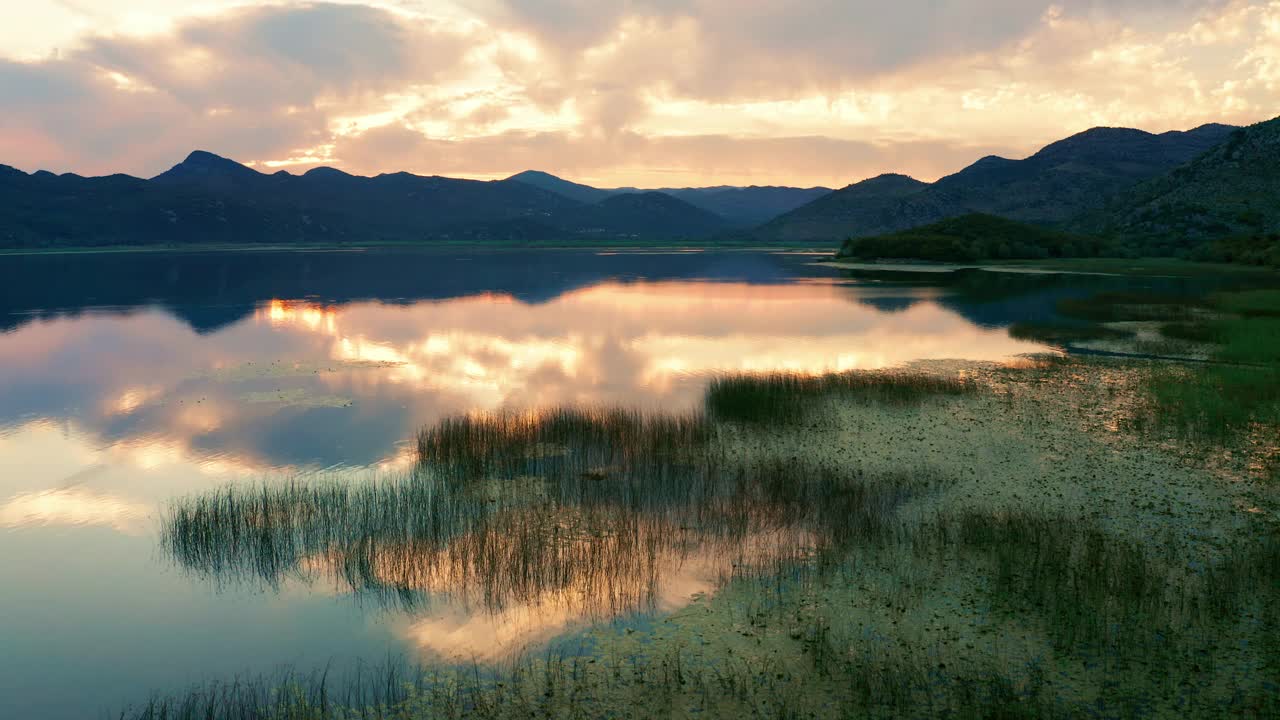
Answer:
[0, 248, 1217, 718]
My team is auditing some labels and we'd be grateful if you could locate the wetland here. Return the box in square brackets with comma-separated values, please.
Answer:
[0, 249, 1277, 719]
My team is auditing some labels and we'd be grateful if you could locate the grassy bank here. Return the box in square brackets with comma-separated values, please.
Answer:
[126, 351, 1280, 719]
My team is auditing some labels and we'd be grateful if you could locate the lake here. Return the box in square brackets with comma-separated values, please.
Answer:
[0, 249, 1221, 718]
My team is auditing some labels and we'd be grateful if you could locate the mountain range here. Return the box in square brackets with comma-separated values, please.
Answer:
[1, 115, 1276, 257]
[0, 155, 828, 249]
[506, 170, 832, 227]
[748, 123, 1240, 244]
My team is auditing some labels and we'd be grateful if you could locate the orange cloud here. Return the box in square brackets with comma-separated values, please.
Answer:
[1, 1, 1276, 186]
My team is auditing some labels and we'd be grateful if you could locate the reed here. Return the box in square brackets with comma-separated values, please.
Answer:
[706, 370, 977, 424]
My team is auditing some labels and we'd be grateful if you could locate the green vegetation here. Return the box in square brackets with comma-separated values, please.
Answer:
[131, 351, 1280, 719]
[1047, 288, 1280, 445]
[1190, 233, 1280, 269]
[705, 370, 976, 424]
[1091, 118, 1280, 258]
[1008, 321, 1133, 346]
[837, 214, 1108, 262]
[1055, 291, 1204, 322]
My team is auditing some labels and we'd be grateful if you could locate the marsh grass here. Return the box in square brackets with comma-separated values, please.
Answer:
[1159, 320, 1222, 343]
[1056, 292, 1206, 323]
[706, 370, 977, 424]
[141, 504, 1280, 720]
[1009, 321, 1134, 346]
[166, 402, 934, 617]
[416, 407, 711, 480]
[1213, 289, 1280, 317]
[1135, 289, 1280, 447]
[145, 362, 1280, 720]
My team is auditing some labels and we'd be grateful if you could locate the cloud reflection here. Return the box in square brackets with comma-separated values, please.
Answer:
[0, 487, 150, 533]
[0, 278, 1045, 495]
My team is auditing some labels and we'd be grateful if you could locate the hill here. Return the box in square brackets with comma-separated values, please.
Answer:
[837, 214, 1107, 262]
[506, 170, 614, 204]
[0, 153, 742, 248]
[753, 124, 1238, 243]
[663, 186, 833, 227]
[560, 192, 729, 239]
[1080, 116, 1280, 256]
[506, 170, 830, 226]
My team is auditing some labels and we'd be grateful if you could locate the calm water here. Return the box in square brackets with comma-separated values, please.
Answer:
[0, 249, 1204, 718]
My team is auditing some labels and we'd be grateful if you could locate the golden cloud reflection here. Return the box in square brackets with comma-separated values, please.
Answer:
[0, 276, 1050, 526]
[259, 281, 1045, 412]
[0, 487, 150, 534]
[297, 515, 811, 663]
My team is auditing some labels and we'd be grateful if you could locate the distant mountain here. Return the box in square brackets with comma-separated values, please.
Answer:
[0, 152, 745, 248]
[837, 214, 1106, 262]
[662, 186, 832, 227]
[562, 192, 729, 239]
[752, 124, 1238, 243]
[506, 170, 831, 226]
[1078, 116, 1280, 254]
[750, 174, 933, 243]
[506, 170, 614, 204]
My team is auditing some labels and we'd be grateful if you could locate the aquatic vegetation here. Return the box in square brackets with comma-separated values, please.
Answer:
[706, 370, 977, 424]
[1159, 320, 1223, 343]
[1008, 321, 1134, 346]
[166, 404, 934, 619]
[1056, 291, 1205, 323]
[142, 356, 1280, 720]
[1134, 290, 1280, 445]
[1212, 288, 1280, 317]
[416, 407, 711, 480]
[240, 388, 354, 408]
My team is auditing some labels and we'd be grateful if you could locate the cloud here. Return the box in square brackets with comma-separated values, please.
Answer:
[329, 125, 1015, 187]
[0, 2, 475, 175]
[0, 0, 1277, 186]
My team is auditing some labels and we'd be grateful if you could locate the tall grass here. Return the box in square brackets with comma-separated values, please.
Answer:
[706, 370, 977, 424]
[1056, 292, 1205, 322]
[1008, 321, 1134, 346]
[142, 361, 1280, 719]
[140, 505, 1280, 720]
[167, 405, 933, 617]
[1135, 289, 1280, 446]
[417, 407, 711, 480]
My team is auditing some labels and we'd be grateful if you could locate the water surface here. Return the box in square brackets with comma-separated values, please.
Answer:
[0, 248, 1197, 718]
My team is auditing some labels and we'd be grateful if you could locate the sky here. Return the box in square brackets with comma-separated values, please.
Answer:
[1, 1, 1277, 187]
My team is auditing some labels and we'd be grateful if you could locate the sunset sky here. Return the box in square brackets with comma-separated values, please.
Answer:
[2, 1, 1277, 187]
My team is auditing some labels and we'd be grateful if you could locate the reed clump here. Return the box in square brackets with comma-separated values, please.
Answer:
[166, 403, 933, 618]
[417, 407, 711, 479]
[706, 370, 977, 424]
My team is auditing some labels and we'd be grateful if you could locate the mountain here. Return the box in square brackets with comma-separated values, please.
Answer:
[1079, 116, 1280, 254]
[749, 174, 933, 243]
[506, 170, 614, 204]
[0, 152, 747, 248]
[561, 192, 729, 239]
[661, 186, 832, 227]
[506, 170, 831, 226]
[752, 123, 1238, 244]
[837, 214, 1106, 262]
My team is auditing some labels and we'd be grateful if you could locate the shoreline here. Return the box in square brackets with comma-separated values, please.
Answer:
[820, 256, 1279, 277]
[0, 241, 835, 258]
